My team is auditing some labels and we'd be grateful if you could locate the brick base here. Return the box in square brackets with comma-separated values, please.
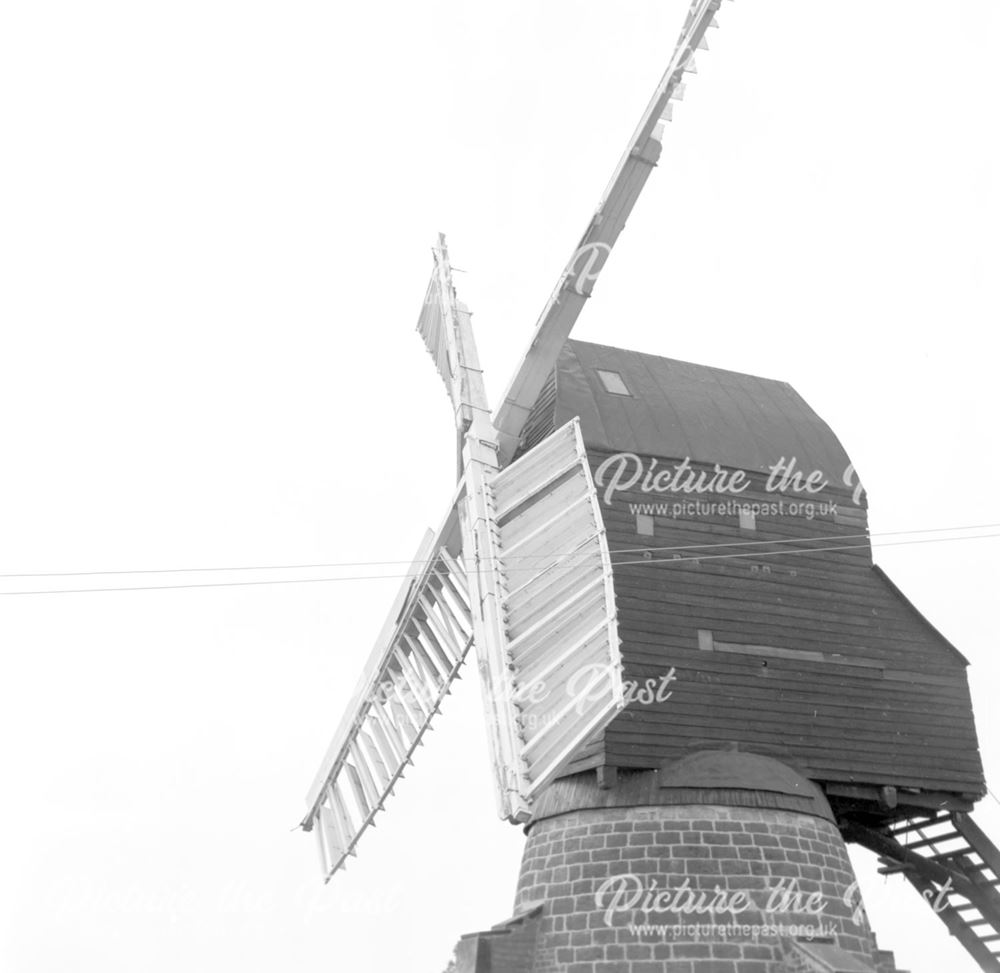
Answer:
[513, 804, 880, 973]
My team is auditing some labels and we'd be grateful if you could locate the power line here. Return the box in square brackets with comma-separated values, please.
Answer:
[2, 529, 998, 596]
[2, 521, 998, 580]
[610, 531, 1000, 570]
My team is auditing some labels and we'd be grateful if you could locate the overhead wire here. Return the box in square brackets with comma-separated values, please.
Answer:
[2, 521, 998, 580]
[2, 527, 998, 596]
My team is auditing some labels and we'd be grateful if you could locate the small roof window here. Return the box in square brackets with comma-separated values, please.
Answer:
[596, 369, 631, 396]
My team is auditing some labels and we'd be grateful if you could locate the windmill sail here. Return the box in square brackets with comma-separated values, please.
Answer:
[492, 0, 727, 465]
[301, 492, 473, 881]
[414, 239, 625, 822]
[476, 417, 624, 814]
[416, 233, 486, 435]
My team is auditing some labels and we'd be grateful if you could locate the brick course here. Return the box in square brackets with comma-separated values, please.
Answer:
[514, 805, 880, 973]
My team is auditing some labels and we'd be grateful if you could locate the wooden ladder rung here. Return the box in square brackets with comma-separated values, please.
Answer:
[891, 815, 951, 836]
[926, 846, 975, 862]
[904, 830, 962, 850]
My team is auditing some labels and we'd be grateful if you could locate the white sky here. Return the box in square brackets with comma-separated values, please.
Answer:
[2, 2, 998, 971]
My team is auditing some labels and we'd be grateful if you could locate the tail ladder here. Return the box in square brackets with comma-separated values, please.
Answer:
[875, 811, 1000, 971]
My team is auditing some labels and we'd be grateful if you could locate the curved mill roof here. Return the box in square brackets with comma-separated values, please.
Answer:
[540, 340, 854, 478]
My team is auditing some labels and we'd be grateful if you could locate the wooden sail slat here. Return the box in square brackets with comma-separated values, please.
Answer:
[432, 563, 472, 626]
[318, 804, 345, 865]
[424, 583, 463, 652]
[368, 707, 404, 767]
[328, 783, 354, 845]
[405, 623, 452, 680]
[394, 649, 433, 718]
[383, 659, 425, 720]
[438, 549, 469, 602]
[401, 629, 446, 686]
[360, 729, 391, 791]
[313, 809, 331, 875]
[348, 741, 381, 814]
[416, 599, 461, 662]
[345, 761, 372, 820]
[387, 688, 418, 743]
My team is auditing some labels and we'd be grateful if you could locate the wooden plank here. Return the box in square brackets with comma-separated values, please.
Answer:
[606, 738, 984, 781]
[607, 562, 922, 614]
[604, 746, 982, 792]
[606, 707, 985, 758]
[624, 641, 969, 682]
[614, 597, 951, 655]
[622, 630, 968, 676]
[611, 673, 979, 728]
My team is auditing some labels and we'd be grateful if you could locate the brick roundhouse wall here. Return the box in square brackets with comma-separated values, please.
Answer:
[513, 804, 878, 973]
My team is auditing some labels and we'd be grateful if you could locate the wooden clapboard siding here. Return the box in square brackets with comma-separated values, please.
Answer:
[514, 340, 984, 798]
[592, 445, 983, 795]
[559, 732, 604, 776]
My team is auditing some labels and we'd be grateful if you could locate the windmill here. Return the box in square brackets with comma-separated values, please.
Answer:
[301, 3, 1000, 972]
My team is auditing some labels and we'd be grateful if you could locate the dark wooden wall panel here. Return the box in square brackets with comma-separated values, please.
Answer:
[586, 445, 984, 796]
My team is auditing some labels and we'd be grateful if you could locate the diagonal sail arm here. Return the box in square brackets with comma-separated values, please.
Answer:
[492, 0, 727, 465]
[301, 488, 473, 882]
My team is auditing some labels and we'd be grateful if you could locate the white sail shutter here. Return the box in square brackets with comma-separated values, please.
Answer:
[484, 418, 624, 805]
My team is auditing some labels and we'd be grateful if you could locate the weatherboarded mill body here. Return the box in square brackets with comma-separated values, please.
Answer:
[300, 4, 1000, 971]
[449, 341, 992, 972]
